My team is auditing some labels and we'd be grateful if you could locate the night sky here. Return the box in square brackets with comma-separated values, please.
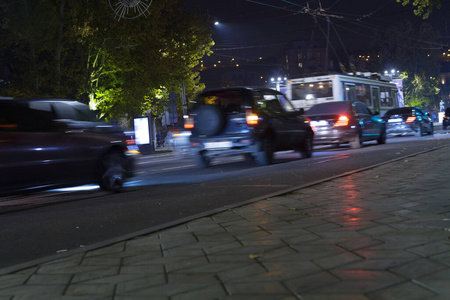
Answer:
[184, 0, 450, 63]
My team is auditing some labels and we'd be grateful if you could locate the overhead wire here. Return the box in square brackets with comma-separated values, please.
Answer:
[214, 0, 443, 63]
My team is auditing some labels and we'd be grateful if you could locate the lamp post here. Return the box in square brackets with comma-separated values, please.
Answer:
[270, 77, 287, 91]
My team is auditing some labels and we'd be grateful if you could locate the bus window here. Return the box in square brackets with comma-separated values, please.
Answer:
[344, 83, 356, 101]
[380, 87, 394, 107]
[356, 84, 372, 107]
[291, 81, 332, 100]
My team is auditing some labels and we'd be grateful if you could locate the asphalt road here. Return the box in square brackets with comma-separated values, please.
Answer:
[1, 132, 450, 269]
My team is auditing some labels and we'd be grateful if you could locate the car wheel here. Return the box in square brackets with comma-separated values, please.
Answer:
[254, 137, 274, 166]
[99, 151, 125, 191]
[300, 134, 313, 158]
[443, 124, 447, 130]
[194, 151, 211, 168]
[194, 105, 225, 136]
[377, 127, 387, 144]
[429, 124, 434, 135]
[349, 132, 362, 149]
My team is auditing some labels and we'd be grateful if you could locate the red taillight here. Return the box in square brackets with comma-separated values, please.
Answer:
[246, 110, 259, 126]
[126, 139, 136, 145]
[334, 115, 349, 127]
[406, 116, 416, 123]
[184, 115, 194, 129]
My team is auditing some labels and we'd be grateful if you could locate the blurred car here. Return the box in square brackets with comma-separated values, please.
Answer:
[443, 107, 450, 129]
[305, 101, 386, 149]
[0, 98, 137, 195]
[185, 87, 314, 167]
[382, 107, 433, 136]
[124, 130, 141, 155]
[164, 125, 191, 157]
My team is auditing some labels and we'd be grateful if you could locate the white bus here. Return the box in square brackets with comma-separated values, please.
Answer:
[285, 73, 401, 116]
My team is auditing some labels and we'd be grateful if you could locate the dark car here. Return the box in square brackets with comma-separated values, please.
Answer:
[185, 87, 314, 167]
[0, 98, 136, 195]
[383, 107, 433, 136]
[443, 107, 450, 130]
[305, 101, 386, 149]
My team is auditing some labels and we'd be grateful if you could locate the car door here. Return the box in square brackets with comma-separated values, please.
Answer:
[259, 91, 299, 148]
[415, 108, 432, 132]
[0, 101, 103, 193]
[0, 103, 75, 191]
[353, 102, 379, 139]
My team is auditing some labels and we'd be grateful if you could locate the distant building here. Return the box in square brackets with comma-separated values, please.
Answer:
[197, 56, 284, 90]
[284, 40, 334, 78]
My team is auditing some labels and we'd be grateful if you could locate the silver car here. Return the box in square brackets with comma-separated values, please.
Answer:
[382, 107, 433, 136]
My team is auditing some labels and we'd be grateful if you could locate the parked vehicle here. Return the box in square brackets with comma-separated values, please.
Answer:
[382, 107, 433, 136]
[185, 87, 314, 167]
[443, 107, 450, 130]
[305, 101, 386, 149]
[0, 98, 136, 195]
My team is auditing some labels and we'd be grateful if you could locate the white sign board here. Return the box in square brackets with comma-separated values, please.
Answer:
[134, 117, 150, 145]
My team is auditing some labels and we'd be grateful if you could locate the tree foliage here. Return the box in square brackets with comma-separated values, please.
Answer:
[400, 72, 440, 107]
[0, 0, 213, 121]
[372, 20, 441, 109]
[397, 0, 442, 19]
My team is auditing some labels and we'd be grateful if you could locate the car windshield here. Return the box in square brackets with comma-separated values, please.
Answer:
[306, 101, 349, 115]
[385, 107, 413, 116]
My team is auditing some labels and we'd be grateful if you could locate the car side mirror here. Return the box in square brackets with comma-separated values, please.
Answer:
[297, 108, 305, 115]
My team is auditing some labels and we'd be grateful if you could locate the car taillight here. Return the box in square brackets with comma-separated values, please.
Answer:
[184, 115, 194, 129]
[405, 116, 416, 123]
[246, 110, 259, 126]
[334, 115, 349, 127]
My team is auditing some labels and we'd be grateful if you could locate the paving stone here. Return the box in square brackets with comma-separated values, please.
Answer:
[0, 285, 66, 297]
[284, 271, 341, 293]
[407, 240, 450, 258]
[313, 252, 364, 269]
[167, 273, 221, 285]
[217, 263, 267, 282]
[225, 281, 288, 294]
[80, 256, 122, 266]
[367, 281, 437, 300]
[0, 275, 29, 289]
[64, 283, 115, 297]
[164, 256, 210, 273]
[71, 266, 120, 283]
[340, 258, 418, 271]
[84, 242, 125, 257]
[115, 274, 167, 294]
[429, 251, 450, 267]
[170, 285, 227, 300]
[336, 236, 384, 251]
[26, 274, 71, 285]
[301, 294, 370, 300]
[389, 258, 448, 279]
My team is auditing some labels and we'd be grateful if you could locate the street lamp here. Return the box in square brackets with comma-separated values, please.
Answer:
[270, 76, 287, 91]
